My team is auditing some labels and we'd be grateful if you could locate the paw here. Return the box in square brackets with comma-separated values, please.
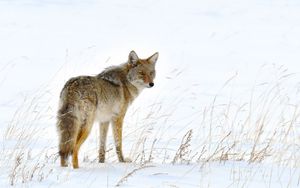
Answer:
[122, 157, 132, 163]
[61, 164, 68, 167]
[99, 153, 105, 163]
[60, 159, 68, 167]
[99, 158, 105, 163]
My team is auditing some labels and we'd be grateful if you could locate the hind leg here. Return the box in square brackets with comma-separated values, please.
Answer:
[72, 114, 95, 169]
[72, 128, 91, 168]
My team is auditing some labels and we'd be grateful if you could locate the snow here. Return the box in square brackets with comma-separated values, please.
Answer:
[1, 0, 300, 187]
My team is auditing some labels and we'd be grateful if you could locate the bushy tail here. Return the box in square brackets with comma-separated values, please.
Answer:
[57, 103, 79, 166]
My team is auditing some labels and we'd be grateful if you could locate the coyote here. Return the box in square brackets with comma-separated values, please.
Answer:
[57, 50, 158, 168]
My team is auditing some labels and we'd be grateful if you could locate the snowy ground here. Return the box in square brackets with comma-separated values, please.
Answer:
[1, 0, 300, 187]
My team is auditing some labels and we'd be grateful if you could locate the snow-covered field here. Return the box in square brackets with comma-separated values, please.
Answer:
[1, 0, 300, 187]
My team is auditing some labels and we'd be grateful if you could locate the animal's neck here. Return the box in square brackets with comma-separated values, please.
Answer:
[122, 63, 145, 100]
[126, 82, 143, 101]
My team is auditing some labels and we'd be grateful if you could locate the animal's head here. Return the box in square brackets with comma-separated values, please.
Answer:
[127, 50, 159, 89]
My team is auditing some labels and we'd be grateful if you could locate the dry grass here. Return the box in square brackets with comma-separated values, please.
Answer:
[121, 65, 300, 169]
[172, 129, 193, 164]
[1, 64, 300, 186]
[115, 164, 155, 187]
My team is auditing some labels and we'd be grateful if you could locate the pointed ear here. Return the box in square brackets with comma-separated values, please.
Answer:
[128, 50, 139, 66]
[148, 52, 159, 64]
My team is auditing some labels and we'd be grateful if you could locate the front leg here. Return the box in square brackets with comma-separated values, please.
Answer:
[99, 122, 109, 163]
[112, 116, 131, 163]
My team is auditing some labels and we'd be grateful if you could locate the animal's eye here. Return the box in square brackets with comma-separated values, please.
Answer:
[139, 72, 145, 76]
[150, 71, 155, 76]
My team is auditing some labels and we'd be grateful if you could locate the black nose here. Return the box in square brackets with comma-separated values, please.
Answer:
[149, 82, 154, 87]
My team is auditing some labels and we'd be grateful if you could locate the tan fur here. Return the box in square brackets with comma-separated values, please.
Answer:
[57, 50, 158, 168]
